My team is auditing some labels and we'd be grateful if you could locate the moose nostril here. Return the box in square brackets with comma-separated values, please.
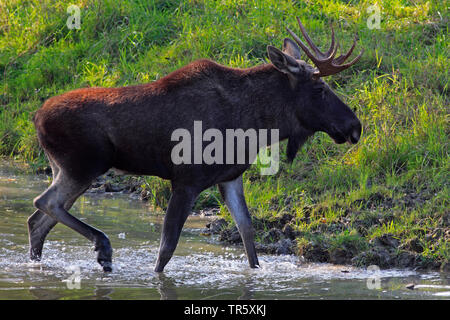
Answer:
[350, 128, 360, 143]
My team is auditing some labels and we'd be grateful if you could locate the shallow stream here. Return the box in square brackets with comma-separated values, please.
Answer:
[0, 162, 448, 300]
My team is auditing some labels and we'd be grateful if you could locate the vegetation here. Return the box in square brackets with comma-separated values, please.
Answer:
[0, 0, 448, 270]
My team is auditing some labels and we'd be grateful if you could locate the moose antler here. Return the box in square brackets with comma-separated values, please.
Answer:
[286, 17, 364, 78]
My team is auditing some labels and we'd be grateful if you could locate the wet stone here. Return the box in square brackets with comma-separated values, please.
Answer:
[302, 243, 330, 263]
[370, 234, 400, 249]
[219, 226, 241, 244]
[400, 237, 424, 253]
[204, 218, 228, 235]
[406, 283, 415, 290]
[282, 223, 298, 240]
[261, 228, 284, 243]
[255, 239, 295, 255]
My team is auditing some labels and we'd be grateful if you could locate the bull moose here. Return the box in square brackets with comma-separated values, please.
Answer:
[30, 18, 363, 272]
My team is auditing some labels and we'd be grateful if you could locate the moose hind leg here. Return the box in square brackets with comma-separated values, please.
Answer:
[219, 175, 259, 268]
[155, 186, 199, 272]
[28, 184, 91, 261]
[28, 210, 57, 261]
[28, 155, 60, 261]
[33, 171, 113, 272]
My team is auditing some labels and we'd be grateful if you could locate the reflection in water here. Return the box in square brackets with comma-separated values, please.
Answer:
[0, 161, 449, 300]
[238, 285, 254, 300]
[29, 288, 62, 300]
[94, 287, 114, 300]
[157, 273, 178, 300]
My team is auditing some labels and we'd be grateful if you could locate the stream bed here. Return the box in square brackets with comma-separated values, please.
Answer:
[0, 162, 448, 300]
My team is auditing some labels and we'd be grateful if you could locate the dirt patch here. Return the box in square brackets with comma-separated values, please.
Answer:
[87, 171, 143, 196]
[351, 189, 433, 211]
[203, 215, 298, 255]
[351, 234, 441, 270]
[204, 215, 447, 271]
[352, 192, 393, 210]
[300, 242, 330, 263]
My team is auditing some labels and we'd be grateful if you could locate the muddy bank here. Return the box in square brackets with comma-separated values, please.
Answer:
[202, 214, 449, 272]
[40, 168, 448, 272]
[202, 214, 299, 255]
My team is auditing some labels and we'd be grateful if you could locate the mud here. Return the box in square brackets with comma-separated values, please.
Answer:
[204, 215, 447, 271]
[39, 169, 448, 271]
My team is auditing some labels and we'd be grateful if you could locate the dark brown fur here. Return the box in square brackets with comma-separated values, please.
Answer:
[34, 60, 296, 186]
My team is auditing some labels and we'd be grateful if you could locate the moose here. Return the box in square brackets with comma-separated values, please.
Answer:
[30, 18, 363, 272]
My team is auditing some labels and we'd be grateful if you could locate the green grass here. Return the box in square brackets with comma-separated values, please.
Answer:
[0, 0, 448, 269]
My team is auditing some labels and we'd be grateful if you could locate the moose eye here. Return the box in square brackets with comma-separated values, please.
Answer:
[312, 85, 324, 97]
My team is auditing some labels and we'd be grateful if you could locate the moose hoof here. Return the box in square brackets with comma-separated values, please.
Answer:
[94, 234, 113, 272]
[30, 249, 42, 262]
[96, 249, 113, 272]
[100, 261, 113, 272]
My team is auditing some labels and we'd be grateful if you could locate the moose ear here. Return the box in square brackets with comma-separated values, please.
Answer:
[282, 38, 302, 60]
[267, 45, 300, 75]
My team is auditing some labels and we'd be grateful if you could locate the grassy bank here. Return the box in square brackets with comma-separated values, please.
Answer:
[0, 0, 448, 270]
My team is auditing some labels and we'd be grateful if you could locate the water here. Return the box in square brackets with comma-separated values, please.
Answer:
[0, 161, 448, 300]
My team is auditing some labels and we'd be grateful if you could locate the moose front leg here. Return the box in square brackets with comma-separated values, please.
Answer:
[154, 185, 199, 272]
[219, 175, 260, 268]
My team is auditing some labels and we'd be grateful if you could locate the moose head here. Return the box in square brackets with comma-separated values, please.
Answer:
[267, 17, 363, 147]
